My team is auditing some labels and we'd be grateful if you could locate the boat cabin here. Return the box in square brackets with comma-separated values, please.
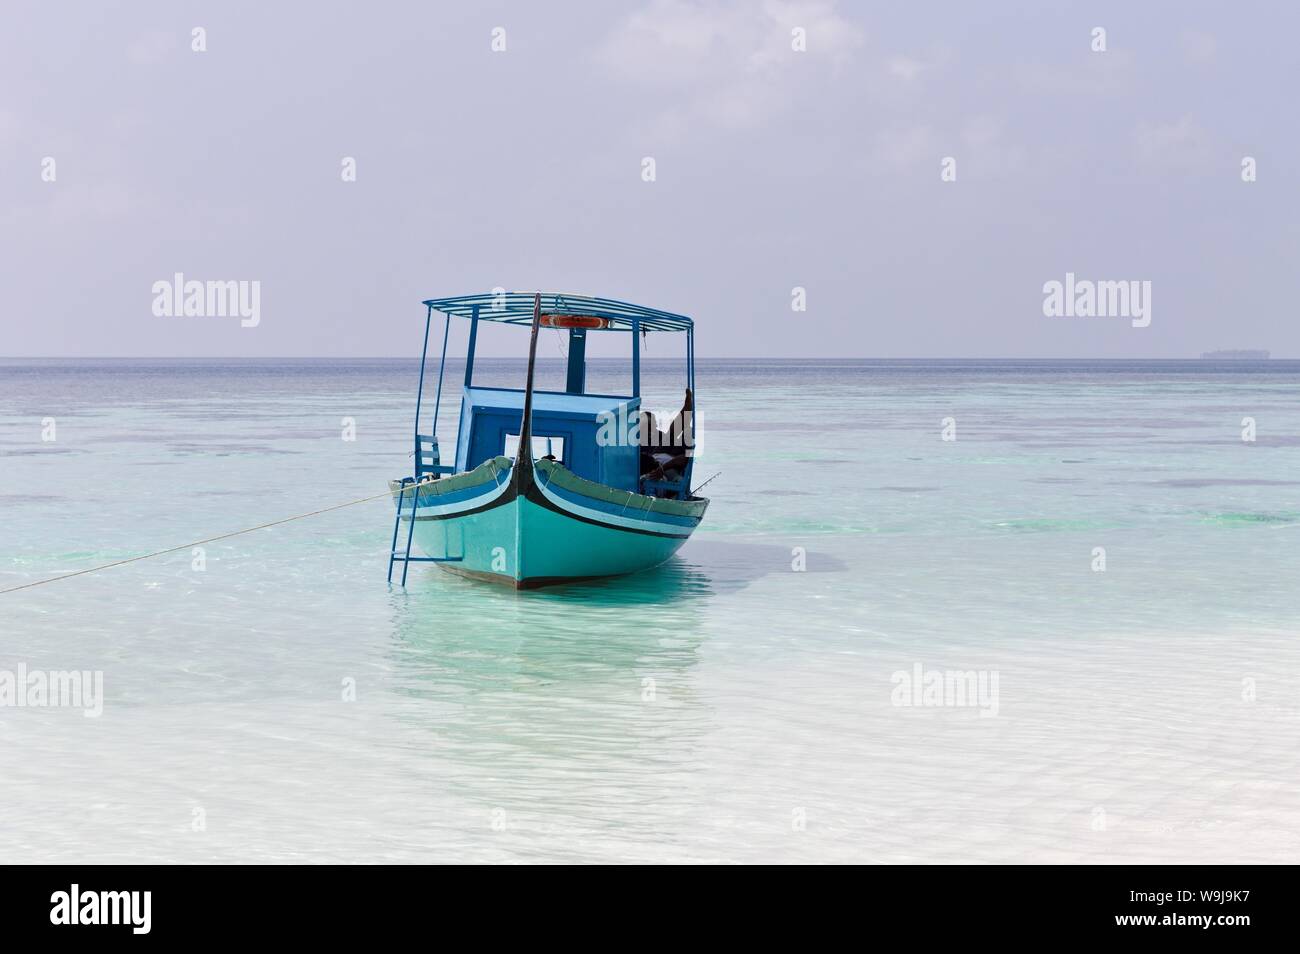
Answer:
[455, 386, 640, 490]
[409, 293, 697, 500]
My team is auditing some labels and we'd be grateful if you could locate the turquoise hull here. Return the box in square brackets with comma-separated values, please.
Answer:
[391, 457, 707, 589]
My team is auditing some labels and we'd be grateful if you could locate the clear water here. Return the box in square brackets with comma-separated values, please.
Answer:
[2, 357, 1298, 863]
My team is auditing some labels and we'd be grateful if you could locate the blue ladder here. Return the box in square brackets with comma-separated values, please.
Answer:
[387, 435, 460, 586]
[414, 434, 453, 481]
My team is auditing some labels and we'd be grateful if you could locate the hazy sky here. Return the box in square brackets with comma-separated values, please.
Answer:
[2, 0, 1297, 358]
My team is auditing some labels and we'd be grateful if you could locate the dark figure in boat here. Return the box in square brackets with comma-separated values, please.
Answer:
[639, 388, 693, 492]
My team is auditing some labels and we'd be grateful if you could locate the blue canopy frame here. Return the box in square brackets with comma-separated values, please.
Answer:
[410, 292, 697, 486]
[421, 292, 694, 333]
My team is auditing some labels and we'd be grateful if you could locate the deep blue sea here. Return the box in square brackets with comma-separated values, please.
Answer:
[2, 358, 1299, 862]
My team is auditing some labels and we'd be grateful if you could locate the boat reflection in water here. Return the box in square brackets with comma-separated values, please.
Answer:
[380, 556, 715, 801]
[386, 555, 714, 695]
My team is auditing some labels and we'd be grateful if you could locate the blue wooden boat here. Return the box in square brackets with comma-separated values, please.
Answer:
[387, 292, 708, 589]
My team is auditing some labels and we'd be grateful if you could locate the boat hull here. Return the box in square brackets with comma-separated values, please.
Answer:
[390, 457, 707, 589]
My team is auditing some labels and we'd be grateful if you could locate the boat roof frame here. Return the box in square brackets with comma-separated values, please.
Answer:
[421, 292, 693, 333]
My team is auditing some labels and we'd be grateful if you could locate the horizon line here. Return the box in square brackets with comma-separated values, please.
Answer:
[1, 355, 1292, 362]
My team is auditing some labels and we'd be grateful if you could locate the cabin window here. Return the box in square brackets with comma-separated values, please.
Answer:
[503, 433, 566, 462]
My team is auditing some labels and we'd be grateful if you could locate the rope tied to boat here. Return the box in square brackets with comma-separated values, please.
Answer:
[0, 489, 394, 596]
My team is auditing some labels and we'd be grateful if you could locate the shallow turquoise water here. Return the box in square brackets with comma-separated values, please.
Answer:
[2, 358, 1299, 862]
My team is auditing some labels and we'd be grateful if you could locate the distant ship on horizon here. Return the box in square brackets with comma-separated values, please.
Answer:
[1200, 349, 1270, 360]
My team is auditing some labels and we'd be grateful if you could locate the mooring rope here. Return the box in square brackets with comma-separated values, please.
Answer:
[0, 489, 394, 596]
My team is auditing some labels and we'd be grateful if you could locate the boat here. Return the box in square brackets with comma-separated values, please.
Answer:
[1200, 350, 1270, 360]
[386, 292, 708, 589]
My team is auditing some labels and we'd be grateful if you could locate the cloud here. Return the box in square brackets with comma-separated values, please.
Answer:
[1180, 30, 1218, 65]
[0, 182, 134, 233]
[873, 123, 938, 167]
[959, 115, 1027, 178]
[1135, 115, 1214, 173]
[886, 55, 929, 82]
[869, 113, 1028, 179]
[49, 182, 133, 225]
[596, 0, 863, 132]
[127, 30, 177, 66]
[1014, 51, 1134, 97]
